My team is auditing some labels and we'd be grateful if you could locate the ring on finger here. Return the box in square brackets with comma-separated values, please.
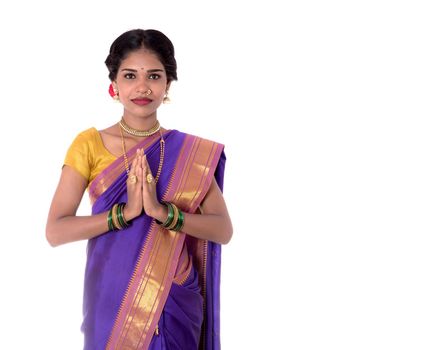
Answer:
[128, 175, 137, 184]
[146, 174, 154, 184]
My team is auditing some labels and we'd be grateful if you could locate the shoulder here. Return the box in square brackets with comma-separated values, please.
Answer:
[170, 130, 224, 148]
[71, 127, 98, 142]
[65, 127, 99, 161]
[67, 127, 100, 152]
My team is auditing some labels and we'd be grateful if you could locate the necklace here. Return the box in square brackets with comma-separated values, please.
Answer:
[119, 123, 165, 184]
[119, 118, 161, 137]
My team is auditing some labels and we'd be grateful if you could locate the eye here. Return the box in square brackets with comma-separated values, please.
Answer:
[124, 73, 136, 79]
[148, 73, 161, 80]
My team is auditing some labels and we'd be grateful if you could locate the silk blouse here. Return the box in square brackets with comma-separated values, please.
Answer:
[64, 128, 117, 188]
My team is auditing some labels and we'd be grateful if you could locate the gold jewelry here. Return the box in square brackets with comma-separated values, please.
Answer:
[145, 89, 152, 96]
[111, 203, 123, 230]
[166, 204, 180, 230]
[146, 174, 154, 184]
[163, 93, 170, 104]
[128, 174, 137, 184]
[119, 122, 165, 184]
[119, 118, 160, 137]
[120, 126, 131, 175]
[113, 88, 120, 101]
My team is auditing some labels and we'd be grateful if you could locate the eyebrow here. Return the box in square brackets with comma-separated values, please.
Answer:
[120, 68, 165, 73]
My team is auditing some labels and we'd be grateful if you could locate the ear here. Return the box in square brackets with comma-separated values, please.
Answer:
[165, 82, 171, 93]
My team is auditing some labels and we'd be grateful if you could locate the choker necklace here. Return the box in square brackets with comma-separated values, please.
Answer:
[119, 118, 161, 137]
[119, 122, 165, 184]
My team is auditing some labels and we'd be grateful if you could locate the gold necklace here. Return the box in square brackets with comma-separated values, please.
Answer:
[119, 118, 161, 137]
[119, 124, 165, 183]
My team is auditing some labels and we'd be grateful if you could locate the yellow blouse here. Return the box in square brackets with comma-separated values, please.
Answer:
[64, 127, 117, 187]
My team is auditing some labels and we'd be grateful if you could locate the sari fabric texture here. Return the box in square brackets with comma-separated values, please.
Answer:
[82, 130, 225, 350]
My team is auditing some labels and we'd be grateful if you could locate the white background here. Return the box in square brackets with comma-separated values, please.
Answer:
[0, 0, 446, 349]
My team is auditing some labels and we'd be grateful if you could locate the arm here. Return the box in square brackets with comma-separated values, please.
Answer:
[140, 150, 233, 245]
[183, 177, 233, 244]
[150, 177, 233, 245]
[45, 166, 108, 247]
[46, 158, 143, 247]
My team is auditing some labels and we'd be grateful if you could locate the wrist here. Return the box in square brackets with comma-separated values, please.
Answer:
[150, 202, 168, 223]
[154, 202, 184, 231]
[123, 205, 140, 221]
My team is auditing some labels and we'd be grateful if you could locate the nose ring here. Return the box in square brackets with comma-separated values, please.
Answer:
[145, 89, 152, 96]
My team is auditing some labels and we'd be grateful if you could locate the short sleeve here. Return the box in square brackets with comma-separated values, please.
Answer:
[63, 129, 93, 180]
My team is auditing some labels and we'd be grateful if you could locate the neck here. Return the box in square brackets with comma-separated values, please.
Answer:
[122, 112, 158, 131]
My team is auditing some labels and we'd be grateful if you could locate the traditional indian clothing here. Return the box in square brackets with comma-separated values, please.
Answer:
[64, 127, 225, 350]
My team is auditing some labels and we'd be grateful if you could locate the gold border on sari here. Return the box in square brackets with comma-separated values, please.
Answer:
[105, 134, 223, 350]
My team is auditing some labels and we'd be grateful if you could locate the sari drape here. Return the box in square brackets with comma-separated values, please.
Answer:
[81, 130, 225, 350]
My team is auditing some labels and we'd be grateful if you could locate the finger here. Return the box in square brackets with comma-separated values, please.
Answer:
[142, 156, 150, 186]
[126, 151, 139, 186]
[144, 153, 157, 187]
[142, 158, 147, 183]
[138, 149, 144, 170]
[129, 151, 138, 175]
[136, 162, 143, 187]
[143, 152, 153, 176]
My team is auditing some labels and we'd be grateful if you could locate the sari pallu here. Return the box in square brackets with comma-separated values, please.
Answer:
[82, 130, 225, 350]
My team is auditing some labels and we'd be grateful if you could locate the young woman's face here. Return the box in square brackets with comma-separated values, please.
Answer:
[113, 49, 169, 118]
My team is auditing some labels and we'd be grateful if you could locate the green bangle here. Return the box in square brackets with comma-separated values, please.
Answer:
[173, 209, 184, 232]
[107, 208, 115, 231]
[166, 203, 179, 230]
[117, 203, 129, 228]
[156, 202, 175, 228]
[112, 203, 123, 230]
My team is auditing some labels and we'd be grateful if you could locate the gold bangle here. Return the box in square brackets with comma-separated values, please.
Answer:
[111, 203, 122, 230]
[166, 203, 179, 230]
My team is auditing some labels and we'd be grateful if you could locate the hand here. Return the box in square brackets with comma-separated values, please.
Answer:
[123, 149, 143, 221]
[141, 150, 166, 221]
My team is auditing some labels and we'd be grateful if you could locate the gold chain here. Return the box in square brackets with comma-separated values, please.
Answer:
[154, 137, 165, 183]
[119, 118, 160, 137]
[119, 124, 165, 183]
[119, 126, 131, 175]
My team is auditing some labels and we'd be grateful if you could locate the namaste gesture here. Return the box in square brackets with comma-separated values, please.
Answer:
[125, 148, 165, 222]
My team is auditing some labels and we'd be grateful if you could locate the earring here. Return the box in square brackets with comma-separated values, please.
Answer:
[163, 92, 171, 104]
[109, 83, 120, 101]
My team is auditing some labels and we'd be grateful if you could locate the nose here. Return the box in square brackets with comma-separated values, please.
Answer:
[135, 76, 151, 93]
[136, 82, 150, 94]
[137, 86, 152, 96]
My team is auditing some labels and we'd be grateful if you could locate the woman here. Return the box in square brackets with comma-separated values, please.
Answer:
[46, 29, 232, 350]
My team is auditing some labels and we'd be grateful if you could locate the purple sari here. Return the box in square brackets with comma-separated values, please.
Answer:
[82, 130, 225, 350]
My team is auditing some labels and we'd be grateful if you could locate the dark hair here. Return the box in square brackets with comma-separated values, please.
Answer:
[105, 29, 177, 83]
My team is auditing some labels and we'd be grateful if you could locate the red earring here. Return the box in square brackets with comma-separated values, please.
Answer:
[109, 83, 119, 101]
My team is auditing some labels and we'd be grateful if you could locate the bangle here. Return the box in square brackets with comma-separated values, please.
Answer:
[107, 208, 115, 231]
[166, 203, 180, 230]
[155, 202, 184, 231]
[156, 202, 174, 228]
[108, 203, 132, 231]
[117, 203, 130, 229]
[173, 209, 184, 232]
[111, 203, 123, 230]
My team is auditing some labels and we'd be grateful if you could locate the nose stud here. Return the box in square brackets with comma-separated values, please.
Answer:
[145, 89, 152, 96]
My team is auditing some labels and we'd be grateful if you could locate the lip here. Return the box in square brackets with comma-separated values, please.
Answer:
[132, 98, 152, 106]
